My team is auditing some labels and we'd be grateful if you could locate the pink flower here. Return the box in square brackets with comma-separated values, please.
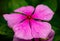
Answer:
[3, 4, 54, 40]
[13, 29, 55, 41]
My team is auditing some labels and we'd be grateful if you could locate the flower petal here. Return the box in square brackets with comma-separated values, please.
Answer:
[33, 4, 54, 21]
[13, 20, 33, 40]
[14, 6, 34, 15]
[3, 13, 25, 28]
[47, 29, 55, 41]
[13, 36, 32, 41]
[41, 29, 55, 41]
[30, 20, 51, 39]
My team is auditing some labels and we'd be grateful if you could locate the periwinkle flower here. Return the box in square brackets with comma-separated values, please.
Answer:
[13, 29, 55, 41]
[3, 4, 54, 41]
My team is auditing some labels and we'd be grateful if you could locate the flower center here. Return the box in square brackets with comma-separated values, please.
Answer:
[26, 15, 32, 20]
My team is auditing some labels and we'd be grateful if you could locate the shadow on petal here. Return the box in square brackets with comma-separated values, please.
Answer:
[41, 29, 55, 41]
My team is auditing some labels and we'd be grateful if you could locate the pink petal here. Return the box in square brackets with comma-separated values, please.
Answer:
[41, 29, 55, 41]
[3, 13, 25, 28]
[14, 6, 34, 15]
[13, 36, 32, 41]
[30, 20, 51, 39]
[33, 4, 54, 21]
[13, 20, 33, 40]
[47, 29, 55, 41]
[13, 30, 55, 41]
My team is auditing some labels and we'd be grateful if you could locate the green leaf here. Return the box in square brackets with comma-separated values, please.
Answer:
[0, 24, 13, 37]
[25, 0, 57, 11]
[25, 0, 43, 7]
[0, 0, 28, 14]
[0, 16, 13, 38]
[8, 0, 28, 13]
[52, 26, 60, 41]
[42, 0, 57, 12]
[50, 11, 60, 27]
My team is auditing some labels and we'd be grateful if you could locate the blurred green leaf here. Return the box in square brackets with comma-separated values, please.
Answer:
[0, 0, 28, 14]
[25, 0, 57, 12]
[0, 16, 13, 38]
[52, 26, 60, 41]
[0, 24, 13, 37]
[50, 9, 60, 27]
[42, 0, 57, 12]
[25, 0, 43, 7]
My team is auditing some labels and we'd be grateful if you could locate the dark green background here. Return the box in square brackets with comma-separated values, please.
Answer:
[0, 0, 60, 41]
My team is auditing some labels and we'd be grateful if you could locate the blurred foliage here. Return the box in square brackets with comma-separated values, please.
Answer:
[42, 0, 57, 12]
[50, 0, 60, 41]
[0, 0, 28, 15]
[0, 0, 60, 41]
[52, 26, 60, 41]
[0, 34, 12, 41]
[25, 0, 57, 12]
[25, 0, 44, 7]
